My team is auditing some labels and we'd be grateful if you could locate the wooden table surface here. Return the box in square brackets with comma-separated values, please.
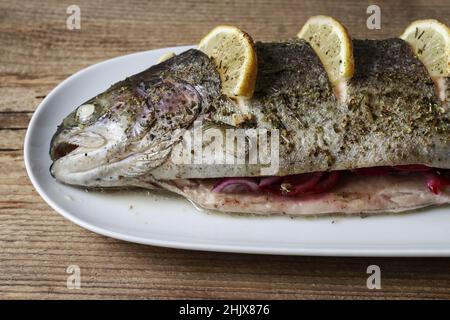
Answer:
[1, 0, 450, 300]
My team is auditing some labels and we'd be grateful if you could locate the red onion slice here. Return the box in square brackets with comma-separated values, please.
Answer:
[393, 164, 431, 172]
[288, 172, 323, 196]
[352, 166, 391, 176]
[425, 172, 450, 195]
[259, 176, 283, 188]
[308, 171, 341, 194]
[210, 166, 445, 197]
[281, 173, 323, 196]
[212, 178, 260, 194]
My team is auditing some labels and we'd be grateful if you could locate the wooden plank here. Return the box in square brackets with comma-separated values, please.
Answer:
[0, 87, 49, 113]
[1, 0, 448, 111]
[0, 112, 31, 129]
[0, 130, 25, 150]
[0, 0, 450, 300]
[2, 151, 450, 299]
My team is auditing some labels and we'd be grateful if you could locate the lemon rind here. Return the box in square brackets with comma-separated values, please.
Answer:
[198, 25, 258, 98]
[400, 19, 450, 77]
[297, 15, 355, 84]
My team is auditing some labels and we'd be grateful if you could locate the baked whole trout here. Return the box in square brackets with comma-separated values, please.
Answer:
[49, 38, 450, 215]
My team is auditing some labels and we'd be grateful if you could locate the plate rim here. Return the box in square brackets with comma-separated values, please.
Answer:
[23, 46, 450, 257]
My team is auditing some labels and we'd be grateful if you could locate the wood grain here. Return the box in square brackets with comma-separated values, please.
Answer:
[1, 0, 450, 300]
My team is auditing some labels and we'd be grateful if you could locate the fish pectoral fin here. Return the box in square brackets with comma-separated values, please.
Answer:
[124, 147, 172, 177]
[124, 134, 180, 177]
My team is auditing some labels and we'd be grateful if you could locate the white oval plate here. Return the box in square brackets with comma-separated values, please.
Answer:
[24, 45, 450, 256]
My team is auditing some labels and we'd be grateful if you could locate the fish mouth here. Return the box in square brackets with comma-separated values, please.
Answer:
[49, 129, 106, 184]
[51, 142, 79, 161]
[49, 128, 142, 186]
[50, 130, 108, 162]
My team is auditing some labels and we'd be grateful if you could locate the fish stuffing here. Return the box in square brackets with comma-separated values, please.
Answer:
[49, 38, 450, 215]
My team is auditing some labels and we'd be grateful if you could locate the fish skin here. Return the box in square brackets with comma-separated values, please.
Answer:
[151, 39, 450, 179]
[50, 39, 450, 188]
[253, 40, 334, 101]
[50, 49, 225, 186]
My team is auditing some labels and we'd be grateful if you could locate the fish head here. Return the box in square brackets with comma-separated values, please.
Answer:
[50, 50, 221, 187]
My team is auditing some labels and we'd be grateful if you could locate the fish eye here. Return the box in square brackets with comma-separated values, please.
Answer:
[76, 104, 96, 123]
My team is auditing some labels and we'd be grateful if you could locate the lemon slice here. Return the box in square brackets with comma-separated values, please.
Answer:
[198, 25, 257, 98]
[400, 19, 449, 78]
[297, 15, 354, 98]
[157, 52, 176, 63]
